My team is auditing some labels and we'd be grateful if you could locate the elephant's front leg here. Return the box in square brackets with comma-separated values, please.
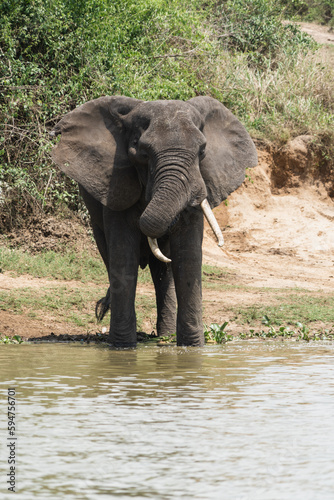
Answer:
[149, 241, 177, 337]
[170, 208, 204, 347]
[103, 207, 141, 347]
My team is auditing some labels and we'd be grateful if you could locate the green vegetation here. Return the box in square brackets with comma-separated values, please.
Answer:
[203, 319, 334, 343]
[0, 335, 23, 344]
[0, 246, 107, 282]
[1, 247, 333, 338]
[0, 281, 155, 332]
[1, 0, 333, 230]
[0, 245, 226, 284]
[217, 0, 316, 62]
[204, 321, 233, 343]
[0, 284, 109, 328]
[1, 248, 333, 341]
[154, 319, 334, 344]
[233, 292, 334, 325]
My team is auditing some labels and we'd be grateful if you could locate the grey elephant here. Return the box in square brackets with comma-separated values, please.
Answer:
[51, 96, 257, 347]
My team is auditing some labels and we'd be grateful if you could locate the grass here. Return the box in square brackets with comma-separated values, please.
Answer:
[0, 246, 107, 283]
[212, 49, 334, 142]
[203, 320, 334, 344]
[0, 285, 108, 326]
[233, 292, 334, 326]
[135, 295, 157, 332]
[0, 282, 158, 335]
[0, 245, 227, 285]
[0, 247, 231, 334]
[0, 335, 24, 344]
[281, 0, 334, 27]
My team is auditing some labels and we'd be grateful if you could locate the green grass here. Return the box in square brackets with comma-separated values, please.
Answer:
[203, 320, 334, 343]
[0, 335, 24, 344]
[212, 49, 334, 142]
[0, 247, 108, 283]
[0, 285, 109, 327]
[135, 295, 157, 332]
[280, 0, 334, 26]
[0, 281, 158, 333]
[233, 292, 334, 326]
[0, 246, 231, 286]
[2, 246, 333, 335]
[0, 245, 152, 285]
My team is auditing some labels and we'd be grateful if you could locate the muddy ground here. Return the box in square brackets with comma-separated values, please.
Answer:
[0, 23, 333, 342]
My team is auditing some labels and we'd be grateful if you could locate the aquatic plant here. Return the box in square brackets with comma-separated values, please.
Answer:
[204, 322, 233, 344]
[0, 335, 24, 344]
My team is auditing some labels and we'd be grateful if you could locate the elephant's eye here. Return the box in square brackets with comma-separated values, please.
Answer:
[199, 146, 206, 160]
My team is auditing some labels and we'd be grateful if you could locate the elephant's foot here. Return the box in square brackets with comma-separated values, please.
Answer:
[110, 341, 137, 349]
[108, 313, 137, 348]
[109, 331, 137, 348]
[156, 313, 177, 338]
[176, 329, 205, 347]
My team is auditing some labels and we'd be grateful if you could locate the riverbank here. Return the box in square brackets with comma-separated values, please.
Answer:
[1, 143, 333, 343]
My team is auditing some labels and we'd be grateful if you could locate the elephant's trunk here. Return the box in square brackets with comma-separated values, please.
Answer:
[140, 180, 189, 238]
[139, 151, 194, 239]
[145, 199, 224, 264]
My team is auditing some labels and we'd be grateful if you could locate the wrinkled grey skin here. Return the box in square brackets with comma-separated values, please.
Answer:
[51, 96, 257, 347]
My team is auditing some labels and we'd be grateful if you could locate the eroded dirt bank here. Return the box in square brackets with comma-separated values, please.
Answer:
[204, 141, 334, 292]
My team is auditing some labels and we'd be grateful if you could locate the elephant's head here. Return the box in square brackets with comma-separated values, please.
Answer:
[51, 96, 257, 258]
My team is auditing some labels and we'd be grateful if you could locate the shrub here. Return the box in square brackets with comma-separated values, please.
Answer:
[216, 0, 316, 66]
[279, 0, 334, 26]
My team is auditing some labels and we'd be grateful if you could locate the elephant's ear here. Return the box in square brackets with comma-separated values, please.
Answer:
[188, 96, 258, 207]
[51, 96, 143, 210]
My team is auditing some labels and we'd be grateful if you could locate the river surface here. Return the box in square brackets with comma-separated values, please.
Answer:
[0, 342, 334, 499]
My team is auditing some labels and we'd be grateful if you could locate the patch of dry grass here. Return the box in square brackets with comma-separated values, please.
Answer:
[212, 48, 334, 142]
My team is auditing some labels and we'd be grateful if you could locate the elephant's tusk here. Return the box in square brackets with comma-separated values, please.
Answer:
[147, 237, 172, 263]
[201, 199, 224, 247]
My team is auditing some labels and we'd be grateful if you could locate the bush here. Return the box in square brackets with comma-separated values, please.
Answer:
[217, 0, 316, 66]
[279, 0, 334, 26]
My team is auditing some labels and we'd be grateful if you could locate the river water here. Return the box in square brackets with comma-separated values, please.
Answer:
[0, 342, 333, 499]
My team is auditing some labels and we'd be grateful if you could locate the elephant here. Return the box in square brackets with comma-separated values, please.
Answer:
[50, 95, 257, 347]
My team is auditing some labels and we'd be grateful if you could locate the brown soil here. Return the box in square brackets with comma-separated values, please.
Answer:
[204, 146, 334, 291]
[2, 214, 96, 255]
[298, 22, 334, 45]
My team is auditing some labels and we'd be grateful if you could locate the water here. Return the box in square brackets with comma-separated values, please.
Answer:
[0, 342, 334, 500]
